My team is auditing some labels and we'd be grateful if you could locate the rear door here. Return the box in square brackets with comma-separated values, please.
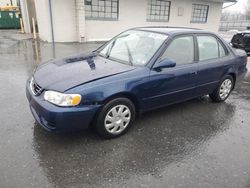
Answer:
[195, 34, 235, 96]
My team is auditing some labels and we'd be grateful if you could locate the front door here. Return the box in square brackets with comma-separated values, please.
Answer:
[143, 35, 198, 111]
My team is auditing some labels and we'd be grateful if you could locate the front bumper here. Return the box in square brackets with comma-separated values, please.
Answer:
[26, 81, 101, 132]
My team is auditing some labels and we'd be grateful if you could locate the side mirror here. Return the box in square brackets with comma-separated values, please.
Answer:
[153, 58, 176, 71]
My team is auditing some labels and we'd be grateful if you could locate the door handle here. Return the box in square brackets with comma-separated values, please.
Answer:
[189, 71, 197, 75]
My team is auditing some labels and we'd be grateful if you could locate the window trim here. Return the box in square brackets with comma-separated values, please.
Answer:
[191, 4, 209, 24]
[155, 34, 197, 67]
[85, 0, 119, 21]
[217, 39, 229, 57]
[217, 40, 226, 57]
[147, 0, 171, 22]
[195, 34, 230, 62]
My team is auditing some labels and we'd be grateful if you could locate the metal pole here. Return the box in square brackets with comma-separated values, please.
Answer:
[32, 17, 37, 39]
[20, 18, 25, 33]
[48, 0, 55, 44]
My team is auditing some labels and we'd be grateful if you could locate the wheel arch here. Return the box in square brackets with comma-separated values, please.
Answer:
[228, 72, 236, 89]
[103, 92, 141, 117]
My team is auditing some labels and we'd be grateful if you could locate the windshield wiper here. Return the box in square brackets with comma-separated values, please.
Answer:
[125, 42, 134, 66]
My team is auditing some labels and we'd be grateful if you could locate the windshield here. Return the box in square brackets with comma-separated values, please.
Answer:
[99, 30, 168, 66]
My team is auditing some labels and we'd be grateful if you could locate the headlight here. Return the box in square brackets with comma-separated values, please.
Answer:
[44, 91, 82, 107]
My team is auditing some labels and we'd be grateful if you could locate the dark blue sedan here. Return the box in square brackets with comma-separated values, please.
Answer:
[26, 27, 248, 138]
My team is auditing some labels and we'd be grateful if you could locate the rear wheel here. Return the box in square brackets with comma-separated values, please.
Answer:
[209, 75, 234, 102]
[95, 98, 135, 139]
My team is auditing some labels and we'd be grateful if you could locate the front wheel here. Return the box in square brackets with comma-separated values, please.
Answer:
[95, 98, 135, 139]
[209, 75, 234, 102]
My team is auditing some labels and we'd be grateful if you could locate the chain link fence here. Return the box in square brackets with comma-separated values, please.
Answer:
[219, 20, 250, 31]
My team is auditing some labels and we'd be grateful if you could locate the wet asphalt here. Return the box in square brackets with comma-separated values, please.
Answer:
[0, 30, 250, 188]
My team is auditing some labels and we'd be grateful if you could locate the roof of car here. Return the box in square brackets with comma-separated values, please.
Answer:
[134, 26, 212, 35]
[239, 30, 250, 34]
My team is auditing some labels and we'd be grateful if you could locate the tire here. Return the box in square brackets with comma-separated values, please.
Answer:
[209, 75, 234, 102]
[95, 98, 136, 139]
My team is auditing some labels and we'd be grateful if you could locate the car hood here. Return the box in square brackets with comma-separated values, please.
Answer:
[33, 54, 136, 92]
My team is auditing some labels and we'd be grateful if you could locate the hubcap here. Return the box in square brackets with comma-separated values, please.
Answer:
[219, 79, 232, 100]
[104, 105, 131, 134]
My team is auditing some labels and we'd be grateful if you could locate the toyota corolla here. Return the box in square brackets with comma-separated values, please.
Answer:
[26, 27, 248, 138]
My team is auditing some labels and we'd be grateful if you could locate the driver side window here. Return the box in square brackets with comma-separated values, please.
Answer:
[161, 36, 194, 66]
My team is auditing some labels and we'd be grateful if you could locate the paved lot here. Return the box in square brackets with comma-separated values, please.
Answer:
[0, 30, 250, 188]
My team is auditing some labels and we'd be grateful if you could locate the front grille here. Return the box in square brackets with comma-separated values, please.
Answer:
[30, 77, 43, 96]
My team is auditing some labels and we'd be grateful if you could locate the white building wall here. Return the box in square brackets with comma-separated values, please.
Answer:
[85, 0, 223, 41]
[34, 0, 224, 42]
[76, 0, 86, 42]
[35, 0, 79, 42]
[51, 0, 78, 42]
[34, 0, 51, 42]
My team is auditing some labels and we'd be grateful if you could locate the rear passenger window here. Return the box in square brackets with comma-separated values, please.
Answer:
[218, 42, 226, 57]
[161, 36, 194, 66]
[197, 36, 219, 61]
